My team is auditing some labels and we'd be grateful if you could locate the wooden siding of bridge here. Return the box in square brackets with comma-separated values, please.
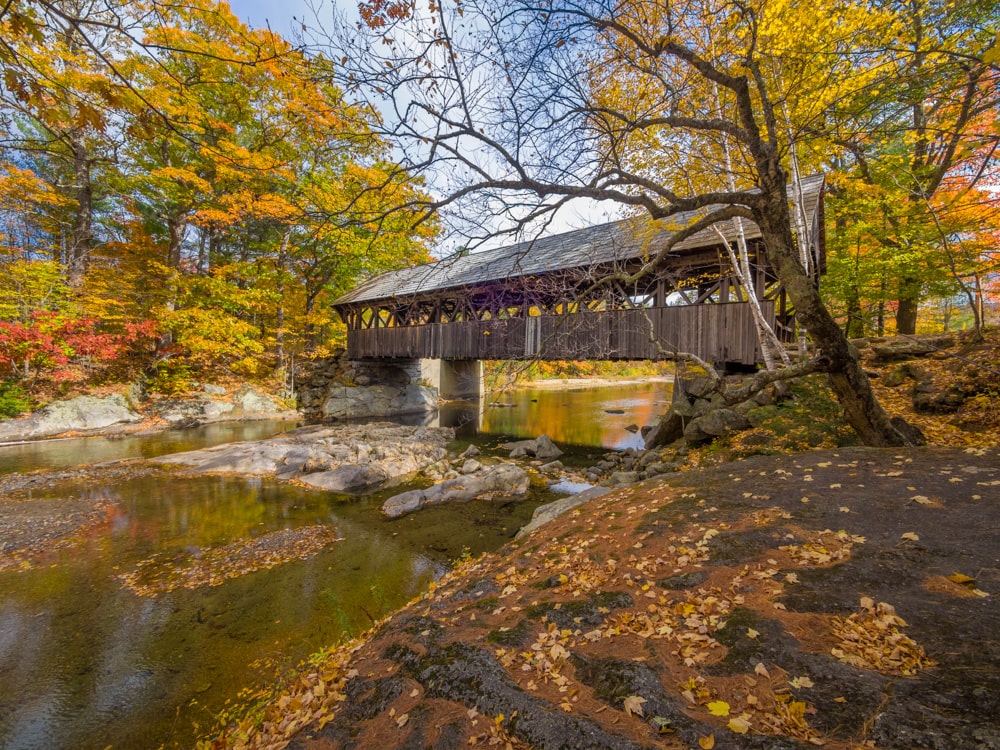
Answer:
[346, 301, 772, 365]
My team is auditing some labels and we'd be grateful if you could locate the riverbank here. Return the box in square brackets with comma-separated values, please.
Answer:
[209, 444, 1000, 750]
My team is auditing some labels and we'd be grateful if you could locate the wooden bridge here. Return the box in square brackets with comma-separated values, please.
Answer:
[333, 175, 825, 379]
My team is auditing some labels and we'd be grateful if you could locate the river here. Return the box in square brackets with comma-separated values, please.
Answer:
[0, 380, 670, 750]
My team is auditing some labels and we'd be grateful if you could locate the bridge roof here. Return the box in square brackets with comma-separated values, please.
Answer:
[334, 174, 824, 307]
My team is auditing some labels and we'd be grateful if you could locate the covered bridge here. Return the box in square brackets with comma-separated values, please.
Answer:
[333, 175, 825, 395]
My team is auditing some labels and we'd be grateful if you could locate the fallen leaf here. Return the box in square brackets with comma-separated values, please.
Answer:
[839, 506, 851, 513]
[623, 695, 647, 717]
[396, 713, 409, 728]
[746, 628, 760, 639]
[728, 716, 751, 734]
[699, 734, 716, 749]
[790, 676, 815, 689]
[910, 495, 932, 505]
[947, 572, 975, 586]
[755, 662, 770, 678]
[901, 532, 920, 541]
[706, 700, 730, 717]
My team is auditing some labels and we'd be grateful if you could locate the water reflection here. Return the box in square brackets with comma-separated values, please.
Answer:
[0, 420, 300, 475]
[439, 380, 672, 449]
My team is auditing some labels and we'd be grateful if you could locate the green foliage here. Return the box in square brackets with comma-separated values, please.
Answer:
[147, 360, 194, 396]
[0, 380, 32, 417]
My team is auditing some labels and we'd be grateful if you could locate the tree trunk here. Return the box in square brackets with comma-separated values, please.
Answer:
[756, 161, 909, 447]
[68, 131, 93, 287]
[166, 213, 186, 268]
[895, 277, 920, 334]
[844, 288, 864, 339]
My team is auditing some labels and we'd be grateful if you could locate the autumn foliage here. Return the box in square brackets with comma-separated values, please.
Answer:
[0, 0, 433, 406]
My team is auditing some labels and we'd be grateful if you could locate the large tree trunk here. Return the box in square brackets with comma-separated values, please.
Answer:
[756, 161, 909, 447]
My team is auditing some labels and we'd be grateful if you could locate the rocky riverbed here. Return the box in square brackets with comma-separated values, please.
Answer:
[152, 422, 455, 493]
[211, 445, 1000, 750]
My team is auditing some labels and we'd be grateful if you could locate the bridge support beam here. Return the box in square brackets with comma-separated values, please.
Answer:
[422, 359, 482, 401]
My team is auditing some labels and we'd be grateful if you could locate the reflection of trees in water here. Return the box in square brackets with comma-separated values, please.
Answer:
[466, 383, 670, 449]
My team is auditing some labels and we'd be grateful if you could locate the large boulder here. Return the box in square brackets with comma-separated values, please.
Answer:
[154, 423, 454, 494]
[234, 385, 280, 415]
[683, 408, 751, 444]
[501, 434, 563, 460]
[0, 394, 142, 440]
[382, 463, 530, 518]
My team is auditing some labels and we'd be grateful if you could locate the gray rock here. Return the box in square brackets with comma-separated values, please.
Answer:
[235, 385, 279, 414]
[533, 434, 563, 459]
[459, 444, 480, 459]
[0, 394, 142, 440]
[509, 445, 529, 458]
[380, 489, 428, 518]
[539, 460, 563, 475]
[154, 423, 453, 495]
[460, 459, 482, 474]
[299, 465, 387, 492]
[684, 408, 751, 444]
[202, 383, 227, 396]
[201, 400, 236, 420]
[644, 410, 686, 448]
[382, 462, 530, 518]
[608, 470, 641, 486]
[645, 462, 681, 476]
[516, 486, 613, 538]
[872, 338, 948, 361]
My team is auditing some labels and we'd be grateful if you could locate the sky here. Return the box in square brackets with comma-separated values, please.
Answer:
[226, 0, 346, 37]
[222, 0, 620, 249]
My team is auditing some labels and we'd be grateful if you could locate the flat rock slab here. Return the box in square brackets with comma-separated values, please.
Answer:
[152, 422, 453, 493]
[254, 446, 1000, 750]
[382, 462, 530, 518]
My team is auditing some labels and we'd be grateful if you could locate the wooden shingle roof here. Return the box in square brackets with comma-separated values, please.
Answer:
[334, 174, 824, 307]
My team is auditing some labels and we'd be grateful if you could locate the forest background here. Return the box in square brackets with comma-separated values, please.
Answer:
[0, 0, 997, 418]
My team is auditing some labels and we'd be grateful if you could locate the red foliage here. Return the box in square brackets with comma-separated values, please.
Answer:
[0, 313, 160, 381]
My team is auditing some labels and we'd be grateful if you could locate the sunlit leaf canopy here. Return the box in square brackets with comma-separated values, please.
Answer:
[0, 0, 436, 390]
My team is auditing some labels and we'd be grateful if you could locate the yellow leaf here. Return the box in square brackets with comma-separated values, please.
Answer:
[746, 628, 760, 639]
[754, 662, 770, 678]
[728, 716, 751, 734]
[790, 676, 815, 689]
[947, 572, 975, 586]
[901, 532, 920, 541]
[396, 713, 409, 728]
[622, 695, 646, 717]
[699, 734, 716, 749]
[706, 700, 730, 717]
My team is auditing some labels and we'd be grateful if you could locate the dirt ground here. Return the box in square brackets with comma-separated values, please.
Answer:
[217, 445, 999, 750]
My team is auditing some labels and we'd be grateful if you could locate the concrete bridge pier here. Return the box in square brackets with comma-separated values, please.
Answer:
[420, 359, 483, 401]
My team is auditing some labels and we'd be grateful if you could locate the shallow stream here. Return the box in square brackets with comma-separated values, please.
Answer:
[0, 380, 670, 749]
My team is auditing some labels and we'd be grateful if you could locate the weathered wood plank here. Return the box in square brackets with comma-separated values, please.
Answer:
[347, 301, 774, 365]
